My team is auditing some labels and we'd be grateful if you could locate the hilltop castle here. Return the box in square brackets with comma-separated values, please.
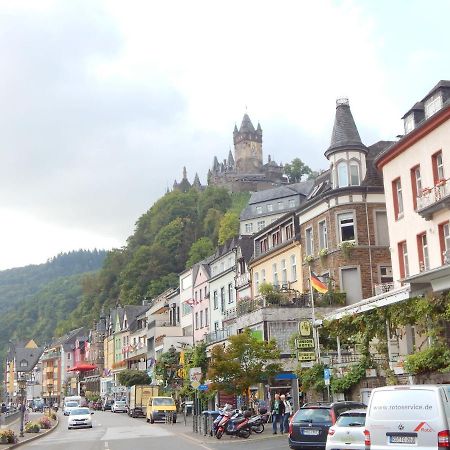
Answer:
[173, 114, 287, 193]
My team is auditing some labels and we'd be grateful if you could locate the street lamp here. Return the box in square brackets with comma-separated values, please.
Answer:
[17, 375, 27, 438]
[47, 383, 53, 407]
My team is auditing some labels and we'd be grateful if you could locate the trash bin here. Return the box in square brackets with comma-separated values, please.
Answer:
[202, 411, 221, 436]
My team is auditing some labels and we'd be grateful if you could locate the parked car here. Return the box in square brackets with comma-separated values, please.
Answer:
[289, 401, 366, 450]
[102, 400, 114, 411]
[64, 401, 80, 416]
[111, 400, 128, 413]
[68, 407, 93, 429]
[326, 409, 366, 450]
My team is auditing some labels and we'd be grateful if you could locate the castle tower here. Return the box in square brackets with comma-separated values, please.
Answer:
[325, 98, 368, 188]
[233, 114, 263, 174]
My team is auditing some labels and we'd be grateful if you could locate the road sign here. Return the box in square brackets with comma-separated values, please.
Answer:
[191, 380, 200, 389]
[296, 338, 314, 349]
[324, 368, 331, 386]
[299, 320, 312, 337]
[189, 367, 202, 388]
[198, 384, 208, 391]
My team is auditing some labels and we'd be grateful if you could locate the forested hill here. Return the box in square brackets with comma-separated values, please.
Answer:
[57, 187, 249, 335]
[0, 249, 107, 316]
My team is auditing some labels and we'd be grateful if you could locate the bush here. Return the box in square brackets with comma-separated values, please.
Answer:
[404, 344, 450, 375]
[51, 412, 57, 420]
[25, 422, 41, 433]
[39, 416, 52, 429]
[0, 429, 17, 443]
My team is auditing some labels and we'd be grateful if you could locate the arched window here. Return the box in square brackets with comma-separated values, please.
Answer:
[337, 162, 348, 187]
[349, 161, 360, 186]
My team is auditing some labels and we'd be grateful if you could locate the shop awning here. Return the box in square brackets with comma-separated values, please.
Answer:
[67, 363, 97, 372]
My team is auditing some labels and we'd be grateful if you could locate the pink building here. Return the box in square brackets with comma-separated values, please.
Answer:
[192, 263, 210, 343]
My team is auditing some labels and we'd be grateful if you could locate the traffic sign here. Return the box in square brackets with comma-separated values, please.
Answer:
[198, 384, 208, 391]
[191, 380, 200, 389]
[324, 368, 331, 386]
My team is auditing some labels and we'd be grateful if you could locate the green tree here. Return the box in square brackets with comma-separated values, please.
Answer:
[284, 158, 312, 182]
[155, 346, 181, 389]
[145, 273, 179, 299]
[117, 370, 151, 387]
[203, 208, 223, 243]
[218, 212, 239, 245]
[207, 328, 281, 395]
[186, 237, 215, 268]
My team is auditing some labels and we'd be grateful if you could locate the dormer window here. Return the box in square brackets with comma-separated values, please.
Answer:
[424, 93, 443, 119]
[20, 359, 28, 368]
[404, 113, 415, 133]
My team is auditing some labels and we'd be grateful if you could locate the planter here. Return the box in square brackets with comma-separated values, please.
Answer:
[0, 436, 7, 445]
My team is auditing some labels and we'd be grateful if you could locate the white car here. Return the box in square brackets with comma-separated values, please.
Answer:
[63, 401, 80, 416]
[111, 400, 128, 413]
[326, 409, 366, 450]
[68, 407, 93, 429]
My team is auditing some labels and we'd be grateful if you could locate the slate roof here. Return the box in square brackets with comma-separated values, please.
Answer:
[362, 140, 394, 187]
[51, 327, 87, 348]
[325, 99, 367, 157]
[14, 347, 44, 372]
[238, 235, 254, 263]
[239, 114, 256, 133]
[247, 181, 313, 204]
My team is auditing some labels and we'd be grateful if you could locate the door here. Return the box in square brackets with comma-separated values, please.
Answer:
[341, 268, 363, 305]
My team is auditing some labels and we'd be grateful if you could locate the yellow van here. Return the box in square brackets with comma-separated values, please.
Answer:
[146, 396, 177, 424]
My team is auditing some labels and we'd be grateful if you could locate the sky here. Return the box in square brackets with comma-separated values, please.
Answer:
[1, 0, 449, 270]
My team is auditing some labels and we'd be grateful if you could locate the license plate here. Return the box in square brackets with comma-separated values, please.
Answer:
[390, 436, 416, 444]
[303, 429, 320, 435]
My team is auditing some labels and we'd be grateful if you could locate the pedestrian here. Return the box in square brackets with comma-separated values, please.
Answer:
[280, 394, 292, 433]
[271, 393, 282, 434]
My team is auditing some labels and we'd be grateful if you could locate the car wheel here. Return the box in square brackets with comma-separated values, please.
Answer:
[89, 425, 93, 428]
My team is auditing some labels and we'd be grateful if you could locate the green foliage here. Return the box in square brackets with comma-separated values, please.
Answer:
[297, 363, 326, 393]
[218, 212, 239, 245]
[404, 344, 450, 375]
[186, 237, 215, 268]
[331, 357, 369, 393]
[145, 273, 179, 299]
[116, 370, 151, 387]
[208, 328, 281, 394]
[155, 347, 181, 389]
[25, 422, 40, 433]
[284, 158, 312, 182]
[258, 282, 283, 304]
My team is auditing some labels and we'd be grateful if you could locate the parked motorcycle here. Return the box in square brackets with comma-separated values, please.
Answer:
[216, 410, 252, 439]
[247, 414, 264, 433]
[212, 404, 233, 437]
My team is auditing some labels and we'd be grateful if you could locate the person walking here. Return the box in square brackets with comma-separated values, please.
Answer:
[281, 394, 293, 433]
[271, 393, 282, 434]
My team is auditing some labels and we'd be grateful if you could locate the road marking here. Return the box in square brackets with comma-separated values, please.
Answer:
[179, 432, 214, 450]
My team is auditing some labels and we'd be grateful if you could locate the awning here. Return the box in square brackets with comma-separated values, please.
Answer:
[67, 363, 97, 372]
[405, 264, 450, 295]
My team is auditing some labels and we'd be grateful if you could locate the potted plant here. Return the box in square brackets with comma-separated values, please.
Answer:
[319, 248, 328, 261]
[338, 240, 356, 258]
[304, 254, 314, 265]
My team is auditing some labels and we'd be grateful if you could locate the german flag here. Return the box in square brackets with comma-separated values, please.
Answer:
[310, 272, 328, 294]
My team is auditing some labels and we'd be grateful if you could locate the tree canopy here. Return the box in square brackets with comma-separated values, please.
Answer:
[117, 370, 151, 387]
[284, 158, 312, 182]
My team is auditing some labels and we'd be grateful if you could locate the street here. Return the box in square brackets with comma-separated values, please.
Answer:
[22, 411, 288, 450]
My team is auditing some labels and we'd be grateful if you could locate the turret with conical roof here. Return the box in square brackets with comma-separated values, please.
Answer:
[228, 149, 235, 168]
[325, 98, 368, 188]
[192, 172, 202, 190]
[234, 113, 263, 174]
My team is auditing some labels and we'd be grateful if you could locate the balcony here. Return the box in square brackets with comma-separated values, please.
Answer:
[236, 272, 250, 289]
[237, 292, 346, 316]
[148, 316, 173, 329]
[417, 178, 450, 220]
[374, 282, 394, 296]
[204, 329, 230, 344]
[41, 351, 60, 361]
[223, 308, 237, 321]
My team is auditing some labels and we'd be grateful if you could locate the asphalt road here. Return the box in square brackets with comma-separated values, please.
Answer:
[22, 411, 288, 450]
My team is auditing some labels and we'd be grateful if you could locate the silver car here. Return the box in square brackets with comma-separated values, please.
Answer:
[325, 409, 366, 450]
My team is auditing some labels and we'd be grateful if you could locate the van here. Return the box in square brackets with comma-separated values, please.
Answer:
[146, 396, 177, 424]
[365, 385, 450, 450]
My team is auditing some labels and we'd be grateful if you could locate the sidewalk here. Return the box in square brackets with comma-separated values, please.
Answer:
[0, 412, 59, 449]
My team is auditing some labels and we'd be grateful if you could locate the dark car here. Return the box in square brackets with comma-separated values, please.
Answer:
[288, 401, 366, 450]
[92, 401, 102, 411]
[102, 400, 114, 411]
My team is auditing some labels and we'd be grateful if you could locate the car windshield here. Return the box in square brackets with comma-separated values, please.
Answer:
[153, 398, 175, 406]
[336, 413, 366, 427]
[70, 408, 90, 415]
[115, 401, 126, 405]
[294, 408, 332, 425]
[66, 402, 78, 407]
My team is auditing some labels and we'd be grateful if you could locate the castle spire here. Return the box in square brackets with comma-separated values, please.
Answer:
[182, 166, 187, 179]
[228, 149, 235, 167]
[239, 113, 256, 133]
[325, 98, 367, 158]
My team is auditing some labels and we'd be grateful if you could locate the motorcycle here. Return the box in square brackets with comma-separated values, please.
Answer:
[212, 404, 233, 437]
[248, 414, 264, 433]
[216, 410, 252, 439]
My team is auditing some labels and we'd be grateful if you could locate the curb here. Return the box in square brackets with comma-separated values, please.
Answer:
[4, 418, 60, 449]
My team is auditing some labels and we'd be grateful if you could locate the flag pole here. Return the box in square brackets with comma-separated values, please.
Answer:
[309, 265, 319, 363]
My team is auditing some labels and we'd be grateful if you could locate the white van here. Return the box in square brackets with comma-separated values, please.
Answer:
[365, 385, 450, 450]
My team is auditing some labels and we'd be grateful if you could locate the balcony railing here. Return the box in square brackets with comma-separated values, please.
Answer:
[237, 292, 346, 316]
[374, 282, 395, 296]
[235, 272, 250, 288]
[148, 317, 173, 329]
[204, 329, 230, 344]
[223, 308, 237, 321]
[417, 179, 450, 219]
[41, 351, 61, 361]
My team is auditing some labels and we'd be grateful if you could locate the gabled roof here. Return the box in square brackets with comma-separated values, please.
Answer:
[15, 347, 44, 372]
[238, 235, 254, 263]
[325, 98, 367, 157]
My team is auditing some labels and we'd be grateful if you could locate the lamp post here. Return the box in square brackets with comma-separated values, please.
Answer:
[47, 383, 53, 408]
[17, 375, 27, 437]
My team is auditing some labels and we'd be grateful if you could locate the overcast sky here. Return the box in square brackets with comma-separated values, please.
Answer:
[1, 0, 449, 270]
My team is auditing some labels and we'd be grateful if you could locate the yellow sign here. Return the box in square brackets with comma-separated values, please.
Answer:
[297, 339, 314, 349]
[191, 380, 200, 389]
[298, 352, 316, 361]
[300, 321, 311, 337]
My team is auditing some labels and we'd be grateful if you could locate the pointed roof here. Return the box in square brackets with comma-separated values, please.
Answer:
[325, 98, 367, 158]
[227, 149, 234, 166]
[239, 113, 256, 133]
[193, 172, 202, 189]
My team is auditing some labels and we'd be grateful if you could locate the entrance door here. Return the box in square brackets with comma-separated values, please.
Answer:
[341, 267, 363, 305]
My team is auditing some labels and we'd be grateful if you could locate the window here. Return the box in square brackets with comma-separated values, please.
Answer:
[213, 290, 218, 309]
[285, 223, 294, 240]
[200, 310, 203, 328]
[256, 206, 262, 214]
[425, 93, 443, 119]
[288, 199, 295, 208]
[254, 272, 259, 292]
[220, 287, 225, 311]
[20, 360, 28, 368]
[272, 231, 280, 247]
[290, 255, 297, 281]
[204, 286, 207, 298]
[410, 165, 422, 210]
[245, 223, 253, 233]
[195, 312, 199, 330]
[267, 204, 273, 212]
[278, 201, 283, 210]
[214, 321, 219, 332]
[273, 263, 278, 287]
[349, 161, 360, 186]
[379, 266, 393, 283]
[261, 269, 266, 283]
[205, 308, 209, 327]
[432, 151, 445, 183]
[337, 161, 349, 187]
[195, 291, 198, 302]
[375, 211, 390, 246]
[228, 283, 234, 303]
[404, 113, 415, 133]
[392, 178, 404, 219]
[417, 232, 429, 271]
[67, 353, 71, 360]
[260, 237, 268, 253]
[439, 222, 450, 264]
[257, 220, 266, 231]
[199, 289, 202, 301]
[318, 220, 328, 250]
[305, 227, 314, 255]
[398, 241, 409, 278]
[220, 262, 224, 272]
[281, 259, 287, 285]
[337, 212, 355, 242]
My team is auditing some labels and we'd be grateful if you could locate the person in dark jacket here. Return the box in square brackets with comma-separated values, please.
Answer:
[271, 393, 286, 434]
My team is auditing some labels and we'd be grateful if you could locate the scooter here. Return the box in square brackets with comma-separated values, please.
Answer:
[248, 414, 264, 433]
[216, 410, 252, 439]
[211, 404, 233, 437]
